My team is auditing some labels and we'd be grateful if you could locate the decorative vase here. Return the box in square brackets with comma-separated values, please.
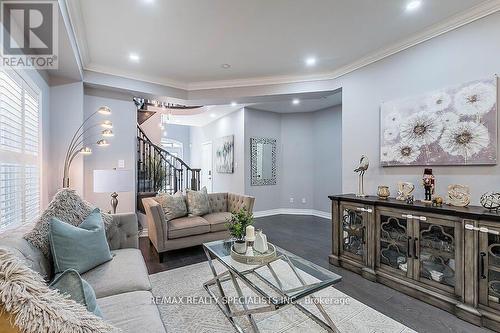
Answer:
[377, 186, 390, 200]
[233, 240, 247, 254]
[254, 229, 268, 253]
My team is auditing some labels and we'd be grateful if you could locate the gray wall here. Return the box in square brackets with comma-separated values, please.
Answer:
[190, 109, 245, 194]
[83, 89, 137, 213]
[48, 82, 84, 199]
[244, 106, 342, 213]
[313, 106, 342, 212]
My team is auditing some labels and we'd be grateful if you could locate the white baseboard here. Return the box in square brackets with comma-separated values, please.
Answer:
[253, 208, 330, 220]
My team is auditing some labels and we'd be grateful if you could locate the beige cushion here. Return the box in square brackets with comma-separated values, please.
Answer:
[97, 291, 166, 333]
[82, 248, 151, 298]
[154, 192, 187, 221]
[203, 212, 232, 232]
[168, 216, 210, 239]
[186, 187, 211, 216]
[208, 193, 228, 213]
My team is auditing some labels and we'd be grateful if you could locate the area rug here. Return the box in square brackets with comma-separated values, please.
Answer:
[150, 260, 417, 333]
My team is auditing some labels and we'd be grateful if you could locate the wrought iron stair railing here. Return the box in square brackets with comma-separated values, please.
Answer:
[137, 126, 200, 210]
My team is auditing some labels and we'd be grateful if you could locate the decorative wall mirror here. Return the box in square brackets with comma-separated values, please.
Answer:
[250, 137, 277, 186]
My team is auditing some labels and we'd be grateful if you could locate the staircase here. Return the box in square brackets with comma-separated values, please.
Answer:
[136, 125, 201, 212]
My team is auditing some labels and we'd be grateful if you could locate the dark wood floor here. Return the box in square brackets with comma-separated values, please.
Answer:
[139, 214, 489, 333]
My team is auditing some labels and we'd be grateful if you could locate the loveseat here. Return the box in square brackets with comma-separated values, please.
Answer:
[143, 192, 255, 260]
[0, 213, 166, 333]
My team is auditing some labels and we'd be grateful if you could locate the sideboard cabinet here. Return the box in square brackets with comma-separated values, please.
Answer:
[329, 194, 500, 332]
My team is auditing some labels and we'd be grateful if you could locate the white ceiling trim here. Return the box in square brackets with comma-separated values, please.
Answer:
[64, 0, 90, 68]
[66, 0, 500, 92]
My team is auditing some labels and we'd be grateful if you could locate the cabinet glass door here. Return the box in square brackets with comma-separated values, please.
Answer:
[479, 228, 500, 311]
[416, 219, 457, 292]
[377, 211, 411, 277]
[340, 204, 366, 263]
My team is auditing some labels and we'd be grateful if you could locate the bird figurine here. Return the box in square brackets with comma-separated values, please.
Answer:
[354, 155, 369, 197]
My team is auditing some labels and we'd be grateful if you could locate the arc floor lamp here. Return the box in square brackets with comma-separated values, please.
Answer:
[62, 106, 114, 188]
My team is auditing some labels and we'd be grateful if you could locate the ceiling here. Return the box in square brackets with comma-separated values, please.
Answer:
[67, 0, 489, 88]
[250, 91, 342, 113]
[158, 104, 243, 127]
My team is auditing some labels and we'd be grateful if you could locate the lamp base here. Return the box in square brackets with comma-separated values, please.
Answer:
[110, 192, 118, 214]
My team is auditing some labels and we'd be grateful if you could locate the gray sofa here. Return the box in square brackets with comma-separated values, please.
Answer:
[0, 213, 166, 333]
[143, 192, 255, 260]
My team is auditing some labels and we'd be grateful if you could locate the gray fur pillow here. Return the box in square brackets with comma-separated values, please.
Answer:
[154, 192, 187, 221]
[0, 249, 118, 333]
[24, 188, 113, 258]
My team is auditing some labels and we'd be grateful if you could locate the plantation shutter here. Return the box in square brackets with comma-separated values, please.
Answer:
[0, 69, 40, 230]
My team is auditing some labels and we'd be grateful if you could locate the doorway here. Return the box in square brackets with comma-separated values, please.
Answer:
[201, 142, 213, 192]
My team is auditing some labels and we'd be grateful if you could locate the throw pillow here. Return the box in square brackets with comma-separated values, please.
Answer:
[0, 249, 117, 333]
[49, 269, 103, 317]
[186, 187, 211, 216]
[154, 192, 188, 221]
[24, 188, 114, 258]
[49, 208, 113, 274]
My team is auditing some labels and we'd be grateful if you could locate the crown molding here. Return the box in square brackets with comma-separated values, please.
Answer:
[66, 0, 500, 92]
[63, 0, 90, 68]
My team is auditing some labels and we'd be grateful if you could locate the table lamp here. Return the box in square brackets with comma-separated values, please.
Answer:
[93, 169, 133, 214]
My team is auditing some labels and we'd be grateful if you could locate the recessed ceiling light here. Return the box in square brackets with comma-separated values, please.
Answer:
[292, 99, 300, 105]
[231, 101, 237, 107]
[305, 57, 316, 66]
[406, 0, 422, 11]
[129, 53, 140, 62]
[221, 63, 231, 69]
[143, 0, 155, 3]
[210, 113, 217, 118]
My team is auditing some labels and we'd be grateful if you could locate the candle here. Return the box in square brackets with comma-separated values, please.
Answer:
[246, 225, 255, 240]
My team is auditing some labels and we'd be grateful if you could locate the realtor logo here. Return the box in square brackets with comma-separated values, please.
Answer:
[1, 1, 58, 69]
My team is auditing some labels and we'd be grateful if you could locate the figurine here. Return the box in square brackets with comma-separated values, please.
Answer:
[432, 196, 444, 207]
[447, 184, 471, 207]
[396, 182, 415, 201]
[254, 229, 269, 253]
[354, 155, 369, 197]
[422, 169, 435, 202]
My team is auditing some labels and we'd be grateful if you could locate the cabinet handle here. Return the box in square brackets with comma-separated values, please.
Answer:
[413, 238, 419, 259]
[418, 216, 427, 221]
[356, 207, 365, 212]
[480, 252, 487, 279]
[362, 226, 366, 244]
[402, 214, 414, 219]
[407, 236, 412, 258]
[366, 208, 373, 213]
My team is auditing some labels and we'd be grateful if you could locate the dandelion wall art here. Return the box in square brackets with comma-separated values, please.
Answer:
[380, 77, 497, 166]
[215, 135, 234, 173]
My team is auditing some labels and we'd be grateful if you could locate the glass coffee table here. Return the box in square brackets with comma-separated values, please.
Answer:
[203, 240, 342, 333]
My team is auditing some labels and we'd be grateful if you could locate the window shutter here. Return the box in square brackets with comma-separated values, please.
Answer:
[0, 70, 40, 230]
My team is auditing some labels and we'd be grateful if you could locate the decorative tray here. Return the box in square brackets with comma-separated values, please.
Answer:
[230, 243, 277, 265]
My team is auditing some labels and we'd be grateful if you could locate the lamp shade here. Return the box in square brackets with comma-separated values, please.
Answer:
[93, 169, 133, 193]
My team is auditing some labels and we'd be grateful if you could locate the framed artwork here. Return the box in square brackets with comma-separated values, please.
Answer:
[380, 77, 497, 166]
[215, 135, 234, 173]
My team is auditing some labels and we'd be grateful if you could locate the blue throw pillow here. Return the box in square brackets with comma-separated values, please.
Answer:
[49, 269, 103, 317]
[49, 208, 113, 274]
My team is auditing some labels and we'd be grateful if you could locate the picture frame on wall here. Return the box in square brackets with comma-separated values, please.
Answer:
[215, 135, 234, 173]
[380, 76, 498, 166]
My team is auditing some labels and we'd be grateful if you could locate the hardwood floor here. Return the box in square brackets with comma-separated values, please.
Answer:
[139, 214, 490, 333]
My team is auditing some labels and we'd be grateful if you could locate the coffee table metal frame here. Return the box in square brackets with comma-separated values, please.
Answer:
[202, 241, 341, 333]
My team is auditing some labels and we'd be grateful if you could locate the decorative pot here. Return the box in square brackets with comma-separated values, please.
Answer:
[481, 192, 500, 211]
[233, 240, 247, 254]
[377, 186, 390, 200]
